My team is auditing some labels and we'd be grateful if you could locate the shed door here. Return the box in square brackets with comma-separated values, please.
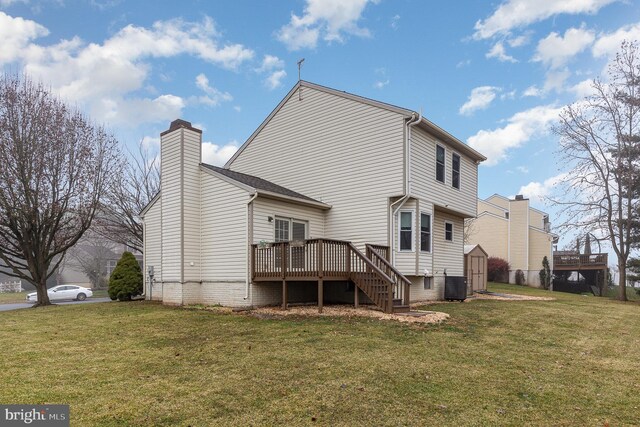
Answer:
[471, 255, 485, 291]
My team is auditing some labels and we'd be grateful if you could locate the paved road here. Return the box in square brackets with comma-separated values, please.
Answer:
[0, 297, 112, 312]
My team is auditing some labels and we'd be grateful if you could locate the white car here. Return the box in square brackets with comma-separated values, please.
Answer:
[26, 285, 93, 302]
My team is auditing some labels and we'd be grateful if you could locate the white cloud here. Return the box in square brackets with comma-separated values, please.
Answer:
[456, 59, 471, 68]
[473, 0, 618, 40]
[141, 136, 160, 151]
[569, 78, 596, 98]
[277, 0, 376, 50]
[195, 73, 233, 106]
[373, 79, 389, 89]
[95, 94, 186, 127]
[516, 165, 529, 173]
[459, 86, 501, 115]
[265, 70, 287, 90]
[467, 104, 562, 166]
[0, 14, 253, 126]
[507, 34, 530, 47]
[390, 14, 400, 30]
[592, 22, 640, 58]
[542, 68, 571, 93]
[256, 54, 284, 72]
[0, 12, 48, 63]
[0, 0, 28, 6]
[501, 89, 516, 100]
[518, 173, 568, 204]
[533, 26, 595, 69]
[486, 42, 517, 62]
[202, 140, 240, 166]
[523, 85, 542, 97]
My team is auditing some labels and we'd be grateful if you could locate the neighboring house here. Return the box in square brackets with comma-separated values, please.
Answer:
[142, 81, 486, 312]
[466, 194, 557, 287]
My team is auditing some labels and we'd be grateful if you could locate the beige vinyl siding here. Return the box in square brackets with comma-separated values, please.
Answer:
[508, 199, 529, 271]
[478, 199, 506, 217]
[143, 199, 162, 300]
[468, 214, 509, 260]
[200, 173, 248, 281]
[228, 86, 405, 249]
[411, 126, 478, 218]
[160, 131, 182, 282]
[393, 199, 417, 275]
[417, 201, 434, 276]
[182, 129, 201, 283]
[252, 197, 325, 243]
[529, 227, 553, 272]
[486, 194, 510, 209]
[433, 210, 464, 277]
[529, 209, 546, 229]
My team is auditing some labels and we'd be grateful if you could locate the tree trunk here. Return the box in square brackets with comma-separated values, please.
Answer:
[617, 261, 628, 301]
[33, 276, 52, 307]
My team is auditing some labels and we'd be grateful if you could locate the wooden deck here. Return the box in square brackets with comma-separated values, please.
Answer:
[553, 253, 608, 271]
[251, 239, 411, 313]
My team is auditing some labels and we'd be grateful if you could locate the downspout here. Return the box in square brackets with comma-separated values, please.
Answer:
[245, 192, 259, 300]
[390, 112, 422, 265]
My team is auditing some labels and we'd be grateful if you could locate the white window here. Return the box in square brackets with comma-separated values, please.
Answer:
[452, 153, 460, 189]
[420, 213, 431, 252]
[436, 145, 445, 183]
[274, 217, 307, 242]
[399, 211, 413, 251]
[445, 221, 454, 242]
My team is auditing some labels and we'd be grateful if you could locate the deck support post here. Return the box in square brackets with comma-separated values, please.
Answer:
[354, 285, 359, 309]
[282, 280, 287, 310]
[318, 239, 324, 313]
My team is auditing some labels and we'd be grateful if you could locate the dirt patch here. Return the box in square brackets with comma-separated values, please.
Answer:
[248, 305, 449, 324]
[472, 293, 555, 301]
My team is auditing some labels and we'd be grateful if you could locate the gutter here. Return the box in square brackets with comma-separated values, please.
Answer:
[390, 112, 422, 265]
[245, 192, 259, 300]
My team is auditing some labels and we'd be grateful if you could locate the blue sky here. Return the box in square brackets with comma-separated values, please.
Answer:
[1, 0, 639, 250]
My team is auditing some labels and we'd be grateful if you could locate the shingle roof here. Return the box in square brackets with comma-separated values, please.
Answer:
[201, 163, 323, 204]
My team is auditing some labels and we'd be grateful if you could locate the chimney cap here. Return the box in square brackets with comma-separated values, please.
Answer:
[160, 119, 202, 136]
[514, 194, 526, 201]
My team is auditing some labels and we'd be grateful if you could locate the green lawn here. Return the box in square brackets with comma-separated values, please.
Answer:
[0, 284, 639, 426]
[0, 289, 108, 304]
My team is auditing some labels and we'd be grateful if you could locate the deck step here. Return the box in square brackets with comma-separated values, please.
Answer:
[392, 305, 410, 313]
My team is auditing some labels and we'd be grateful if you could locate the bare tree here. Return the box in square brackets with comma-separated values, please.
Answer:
[0, 74, 119, 306]
[67, 231, 118, 289]
[463, 218, 477, 245]
[95, 142, 159, 253]
[552, 41, 640, 301]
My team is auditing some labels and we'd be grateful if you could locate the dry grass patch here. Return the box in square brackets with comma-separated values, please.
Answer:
[249, 305, 449, 324]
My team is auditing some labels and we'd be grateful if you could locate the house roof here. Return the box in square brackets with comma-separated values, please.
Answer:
[225, 80, 486, 168]
[200, 163, 330, 208]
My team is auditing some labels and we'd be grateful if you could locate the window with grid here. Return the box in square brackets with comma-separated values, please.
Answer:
[399, 211, 413, 251]
[436, 145, 445, 183]
[452, 153, 460, 189]
[445, 222, 453, 242]
[420, 213, 431, 252]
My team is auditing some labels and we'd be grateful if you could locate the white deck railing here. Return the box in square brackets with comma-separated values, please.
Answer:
[0, 281, 23, 293]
